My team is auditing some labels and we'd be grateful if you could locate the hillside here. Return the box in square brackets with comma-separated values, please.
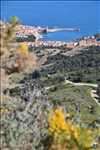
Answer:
[40, 46, 100, 83]
[0, 18, 100, 150]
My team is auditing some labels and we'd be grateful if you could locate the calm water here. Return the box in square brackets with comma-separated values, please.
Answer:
[1, 1, 100, 41]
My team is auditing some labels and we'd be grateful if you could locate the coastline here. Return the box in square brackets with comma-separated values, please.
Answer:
[16, 24, 100, 42]
[14, 23, 100, 49]
[18, 34, 100, 49]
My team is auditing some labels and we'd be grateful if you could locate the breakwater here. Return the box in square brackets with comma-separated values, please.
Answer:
[47, 28, 80, 33]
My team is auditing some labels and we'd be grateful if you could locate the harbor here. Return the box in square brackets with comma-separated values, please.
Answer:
[16, 25, 80, 40]
[47, 27, 80, 33]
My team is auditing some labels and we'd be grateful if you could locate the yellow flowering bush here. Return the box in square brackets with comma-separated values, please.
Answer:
[48, 108, 97, 150]
[18, 43, 29, 56]
[48, 108, 70, 135]
[16, 43, 38, 71]
[0, 106, 9, 115]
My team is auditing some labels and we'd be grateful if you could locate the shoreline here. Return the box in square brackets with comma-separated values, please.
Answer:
[15, 24, 100, 48]
[20, 34, 100, 49]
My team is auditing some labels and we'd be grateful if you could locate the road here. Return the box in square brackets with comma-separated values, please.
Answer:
[65, 80, 100, 106]
[7, 78, 100, 106]
[45, 79, 100, 106]
[65, 79, 98, 88]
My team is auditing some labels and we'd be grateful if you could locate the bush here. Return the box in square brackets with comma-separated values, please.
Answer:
[47, 108, 99, 150]
[0, 79, 53, 150]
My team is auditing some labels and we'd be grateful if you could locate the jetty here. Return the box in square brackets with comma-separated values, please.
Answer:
[47, 27, 80, 33]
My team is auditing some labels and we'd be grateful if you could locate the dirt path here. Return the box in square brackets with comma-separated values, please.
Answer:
[65, 80, 100, 106]
[45, 79, 100, 106]
[65, 79, 97, 88]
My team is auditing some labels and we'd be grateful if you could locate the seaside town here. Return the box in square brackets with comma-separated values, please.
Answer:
[1, 0, 100, 149]
[16, 24, 100, 49]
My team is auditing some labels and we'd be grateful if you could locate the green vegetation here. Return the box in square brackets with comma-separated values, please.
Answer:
[47, 83, 100, 125]
[66, 68, 100, 83]
[0, 16, 19, 56]
[0, 17, 100, 150]
[41, 46, 100, 84]
[16, 34, 36, 42]
[41, 74, 65, 87]
[48, 108, 99, 150]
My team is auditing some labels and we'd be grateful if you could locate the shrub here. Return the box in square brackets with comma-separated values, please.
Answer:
[0, 79, 53, 150]
[18, 43, 29, 56]
[0, 18, 38, 74]
[48, 108, 98, 150]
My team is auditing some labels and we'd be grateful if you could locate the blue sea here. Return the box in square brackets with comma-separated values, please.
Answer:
[1, 1, 100, 41]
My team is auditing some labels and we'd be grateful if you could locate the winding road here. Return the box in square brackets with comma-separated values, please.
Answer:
[8, 78, 100, 106]
[45, 79, 100, 106]
[65, 79, 98, 88]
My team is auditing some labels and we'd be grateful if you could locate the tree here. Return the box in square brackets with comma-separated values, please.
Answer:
[0, 16, 20, 56]
[1, 17, 38, 73]
[10, 16, 20, 27]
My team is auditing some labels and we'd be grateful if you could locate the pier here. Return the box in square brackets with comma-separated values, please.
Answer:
[47, 28, 80, 33]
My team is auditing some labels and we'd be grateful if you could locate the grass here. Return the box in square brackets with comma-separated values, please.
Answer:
[47, 83, 100, 125]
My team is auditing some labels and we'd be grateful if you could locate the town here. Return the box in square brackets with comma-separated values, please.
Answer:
[21, 36, 100, 49]
[16, 25, 100, 49]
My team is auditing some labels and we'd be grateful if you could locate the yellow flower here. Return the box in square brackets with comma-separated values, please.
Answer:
[0, 107, 9, 114]
[83, 129, 94, 148]
[48, 108, 71, 136]
[48, 108, 95, 149]
[18, 43, 28, 55]
[71, 126, 80, 140]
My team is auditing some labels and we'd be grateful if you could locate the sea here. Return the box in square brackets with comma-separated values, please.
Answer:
[1, 1, 100, 42]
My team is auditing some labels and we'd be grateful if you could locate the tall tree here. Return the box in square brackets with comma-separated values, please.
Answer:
[0, 16, 20, 56]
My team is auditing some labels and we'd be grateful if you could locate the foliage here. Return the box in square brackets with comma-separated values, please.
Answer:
[41, 46, 100, 83]
[0, 106, 9, 114]
[48, 108, 99, 150]
[0, 17, 38, 76]
[0, 79, 53, 150]
[16, 34, 36, 42]
[0, 17, 100, 150]
[0, 77, 99, 150]
[0, 16, 19, 55]
[18, 43, 29, 56]
[0, 16, 19, 74]
[16, 43, 38, 72]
